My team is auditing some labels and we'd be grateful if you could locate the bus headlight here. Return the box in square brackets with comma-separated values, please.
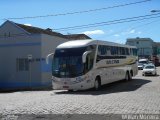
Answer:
[84, 75, 89, 80]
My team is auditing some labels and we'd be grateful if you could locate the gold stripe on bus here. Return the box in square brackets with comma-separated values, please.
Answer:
[97, 61, 136, 69]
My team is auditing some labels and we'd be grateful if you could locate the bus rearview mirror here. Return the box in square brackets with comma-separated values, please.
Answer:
[46, 53, 54, 64]
[82, 51, 91, 63]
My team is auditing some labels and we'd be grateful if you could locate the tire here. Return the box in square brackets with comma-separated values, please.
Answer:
[94, 77, 101, 90]
[129, 71, 132, 80]
[125, 72, 130, 81]
[155, 72, 157, 76]
[68, 90, 73, 92]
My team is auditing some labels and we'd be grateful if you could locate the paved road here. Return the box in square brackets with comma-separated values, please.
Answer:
[0, 67, 160, 119]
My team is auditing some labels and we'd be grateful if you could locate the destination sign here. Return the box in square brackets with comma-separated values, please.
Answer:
[106, 60, 119, 64]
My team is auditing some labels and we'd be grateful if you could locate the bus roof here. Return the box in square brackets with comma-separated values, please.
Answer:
[57, 39, 136, 49]
[96, 40, 136, 48]
[57, 39, 94, 48]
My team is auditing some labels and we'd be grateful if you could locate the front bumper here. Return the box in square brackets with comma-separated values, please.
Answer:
[143, 71, 155, 76]
[52, 79, 93, 90]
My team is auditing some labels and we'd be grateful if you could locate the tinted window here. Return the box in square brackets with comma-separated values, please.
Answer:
[52, 45, 96, 78]
[145, 66, 155, 69]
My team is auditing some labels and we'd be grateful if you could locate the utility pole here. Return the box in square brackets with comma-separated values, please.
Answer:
[28, 54, 32, 89]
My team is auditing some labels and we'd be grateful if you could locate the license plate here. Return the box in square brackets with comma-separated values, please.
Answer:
[146, 71, 151, 73]
[146, 72, 151, 74]
[63, 86, 69, 89]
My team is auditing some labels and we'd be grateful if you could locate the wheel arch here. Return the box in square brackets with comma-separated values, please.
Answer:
[95, 75, 101, 85]
[130, 70, 133, 76]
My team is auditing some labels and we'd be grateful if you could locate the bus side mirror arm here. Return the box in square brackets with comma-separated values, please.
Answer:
[46, 53, 54, 64]
[82, 51, 91, 63]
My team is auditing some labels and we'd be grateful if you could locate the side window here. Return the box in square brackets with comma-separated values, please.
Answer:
[98, 45, 107, 55]
[117, 47, 120, 55]
[119, 47, 122, 55]
[126, 48, 129, 55]
[111, 46, 118, 55]
[130, 48, 133, 55]
[16, 58, 29, 71]
[98, 45, 112, 56]
[85, 45, 96, 72]
[122, 47, 125, 55]
[85, 52, 94, 72]
[133, 48, 137, 56]
[106, 46, 111, 55]
[114, 47, 118, 55]
[111, 46, 114, 55]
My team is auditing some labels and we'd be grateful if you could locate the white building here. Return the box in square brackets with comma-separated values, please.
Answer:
[126, 37, 154, 59]
[0, 20, 91, 90]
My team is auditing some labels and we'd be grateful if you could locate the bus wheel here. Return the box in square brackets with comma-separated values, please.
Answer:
[68, 90, 73, 92]
[125, 72, 130, 81]
[129, 71, 132, 80]
[94, 77, 101, 90]
[130, 71, 133, 80]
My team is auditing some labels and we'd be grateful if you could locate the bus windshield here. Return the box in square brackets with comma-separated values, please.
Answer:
[52, 47, 86, 78]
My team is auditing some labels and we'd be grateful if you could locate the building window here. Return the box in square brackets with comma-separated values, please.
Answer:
[136, 41, 139, 44]
[4, 33, 7, 37]
[16, 58, 29, 71]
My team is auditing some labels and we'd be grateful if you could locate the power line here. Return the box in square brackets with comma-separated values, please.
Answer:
[55, 12, 160, 30]
[0, 14, 159, 39]
[106, 18, 160, 38]
[2, 0, 151, 20]
[59, 16, 160, 31]
[131, 18, 160, 29]
[54, 13, 160, 31]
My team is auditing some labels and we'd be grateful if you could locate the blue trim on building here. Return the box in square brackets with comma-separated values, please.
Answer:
[0, 81, 51, 89]
[41, 60, 52, 72]
[0, 42, 41, 47]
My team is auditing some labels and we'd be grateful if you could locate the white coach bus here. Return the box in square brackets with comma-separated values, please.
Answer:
[50, 39, 138, 91]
